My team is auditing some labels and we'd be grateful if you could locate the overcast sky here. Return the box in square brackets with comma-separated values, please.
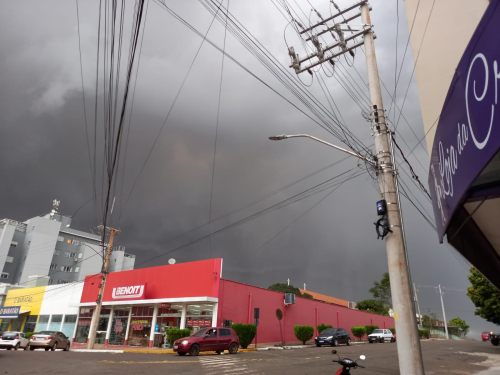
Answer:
[0, 0, 496, 338]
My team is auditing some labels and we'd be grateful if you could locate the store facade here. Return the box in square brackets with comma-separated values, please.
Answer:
[73, 258, 222, 348]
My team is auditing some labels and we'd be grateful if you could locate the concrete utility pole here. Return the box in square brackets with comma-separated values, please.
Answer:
[277, 2, 425, 373]
[438, 284, 449, 338]
[414, 283, 423, 327]
[360, 5, 424, 373]
[87, 226, 120, 349]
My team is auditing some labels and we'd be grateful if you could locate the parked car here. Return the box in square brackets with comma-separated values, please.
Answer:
[368, 329, 395, 343]
[482, 331, 493, 341]
[315, 328, 351, 347]
[0, 331, 30, 350]
[29, 331, 70, 351]
[173, 327, 240, 356]
[491, 333, 499, 346]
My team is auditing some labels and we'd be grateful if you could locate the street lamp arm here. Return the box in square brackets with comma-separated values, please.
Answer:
[270, 134, 376, 167]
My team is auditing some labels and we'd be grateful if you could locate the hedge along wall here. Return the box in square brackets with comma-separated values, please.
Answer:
[217, 279, 394, 344]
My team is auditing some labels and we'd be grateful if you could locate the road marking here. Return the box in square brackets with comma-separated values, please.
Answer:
[101, 360, 197, 364]
[200, 356, 258, 374]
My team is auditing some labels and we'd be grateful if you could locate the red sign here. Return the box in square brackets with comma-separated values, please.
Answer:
[80, 259, 222, 303]
[160, 303, 171, 308]
[187, 319, 194, 326]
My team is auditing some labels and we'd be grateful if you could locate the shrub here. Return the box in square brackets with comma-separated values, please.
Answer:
[317, 324, 333, 334]
[364, 325, 379, 336]
[25, 332, 35, 340]
[388, 328, 396, 335]
[351, 326, 366, 340]
[418, 329, 430, 339]
[231, 324, 257, 349]
[166, 329, 191, 347]
[294, 325, 314, 344]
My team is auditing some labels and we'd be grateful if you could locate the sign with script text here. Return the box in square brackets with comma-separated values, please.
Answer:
[429, 0, 500, 240]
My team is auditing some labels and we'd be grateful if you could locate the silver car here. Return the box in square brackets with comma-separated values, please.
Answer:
[29, 331, 71, 351]
[0, 331, 30, 350]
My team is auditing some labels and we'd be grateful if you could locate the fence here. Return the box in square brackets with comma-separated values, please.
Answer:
[429, 329, 462, 340]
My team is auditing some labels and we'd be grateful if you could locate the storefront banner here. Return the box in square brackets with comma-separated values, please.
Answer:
[0, 306, 20, 319]
[112, 284, 146, 299]
[428, 0, 500, 241]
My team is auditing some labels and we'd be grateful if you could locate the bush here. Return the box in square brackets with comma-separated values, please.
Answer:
[294, 325, 314, 344]
[166, 329, 191, 347]
[231, 324, 257, 349]
[364, 325, 379, 336]
[317, 324, 333, 334]
[388, 328, 396, 335]
[351, 326, 366, 340]
[25, 332, 35, 339]
[418, 329, 430, 339]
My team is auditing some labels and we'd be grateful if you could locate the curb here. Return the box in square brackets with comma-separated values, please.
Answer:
[257, 345, 316, 351]
[122, 348, 258, 354]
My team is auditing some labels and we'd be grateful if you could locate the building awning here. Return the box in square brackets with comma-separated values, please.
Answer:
[19, 310, 30, 315]
[428, 0, 500, 288]
[72, 296, 218, 307]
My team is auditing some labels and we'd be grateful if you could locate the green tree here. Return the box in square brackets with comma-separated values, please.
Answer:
[422, 312, 438, 328]
[467, 267, 500, 325]
[369, 272, 392, 307]
[293, 325, 314, 344]
[351, 326, 366, 341]
[356, 299, 389, 316]
[231, 324, 257, 349]
[448, 317, 469, 337]
[268, 283, 303, 296]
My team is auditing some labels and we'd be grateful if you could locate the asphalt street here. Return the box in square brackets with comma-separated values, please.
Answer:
[1, 340, 499, 374]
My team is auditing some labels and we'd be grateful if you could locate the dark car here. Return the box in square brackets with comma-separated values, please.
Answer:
[482, 331, 493, 341]
[315, 328, 351, 347]
[491, 333, 499, 346]
[173, 327, 240, 356]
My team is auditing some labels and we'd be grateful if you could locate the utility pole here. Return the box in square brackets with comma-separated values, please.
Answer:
[414, 283, 423, 327]
[87, 226, 120, 349]
[283, 2, 425, 373]
[438, 285, 449, 339]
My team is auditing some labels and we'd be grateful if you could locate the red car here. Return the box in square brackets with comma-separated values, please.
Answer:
[173, 327, 240, 356]
[482, 331, 493, 341]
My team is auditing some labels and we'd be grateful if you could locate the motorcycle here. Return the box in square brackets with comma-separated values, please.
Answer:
[332, 350, 366, 374]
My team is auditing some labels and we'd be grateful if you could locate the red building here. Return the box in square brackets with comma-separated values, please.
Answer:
[73, 258, 393, 348]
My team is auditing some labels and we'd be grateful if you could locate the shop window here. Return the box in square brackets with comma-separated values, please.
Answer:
[23, 315, 38, 333]
[185, 304, 214, 331]
[75, 309, 94, 344]
[0, 321, 10, 333]
[128, 306, 154, 347]
[49, 315, 63, 331]
[36, 315, 50, 332]
[109, 307, 130, 346]
[61, 315, 77, 339]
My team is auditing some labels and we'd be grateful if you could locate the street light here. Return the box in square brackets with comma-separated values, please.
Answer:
[268, 134, 376, 167]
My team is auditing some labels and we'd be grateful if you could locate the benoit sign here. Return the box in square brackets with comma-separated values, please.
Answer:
[111, 285, 145, 299]
[428, 0, 500, 241]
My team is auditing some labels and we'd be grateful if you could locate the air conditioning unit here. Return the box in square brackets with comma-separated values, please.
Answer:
[285, 293, 295, 306]
[348, 301, 357, 309]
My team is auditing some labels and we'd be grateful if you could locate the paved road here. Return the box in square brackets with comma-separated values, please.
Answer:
[1, 340, 499, 374]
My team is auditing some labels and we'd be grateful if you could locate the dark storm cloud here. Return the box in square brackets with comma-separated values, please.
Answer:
[0, 0, 496, 338]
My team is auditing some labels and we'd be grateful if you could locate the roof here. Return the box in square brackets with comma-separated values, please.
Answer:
[299, 289, 349, 307]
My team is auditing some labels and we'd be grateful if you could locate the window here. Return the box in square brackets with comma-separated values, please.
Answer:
[57, 236, 64, 242]
[50, 263, 57, 270]
[23, 256, 26, 261]
[57, 280, 69, 284]
[19, 272, 22, 276]
[61, 266, 72, 272]
[36, 315, 50, 332]
[220, 329, 231, 337]
[78, 253, 83, 259]
[49, 315, 63, 331]
[10, 241, 18, 248]
[74, 267, 80, 273]
[1, 272, 8, 279]
[64, 252, 76, 258]
[54, 249, 61, 256]
[5, 256, 13, 263]
[67, 239, 72, 244]
[48, 279, 54, 285]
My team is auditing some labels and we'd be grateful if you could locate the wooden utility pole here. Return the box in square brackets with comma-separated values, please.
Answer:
[87, 226, 120, 349]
